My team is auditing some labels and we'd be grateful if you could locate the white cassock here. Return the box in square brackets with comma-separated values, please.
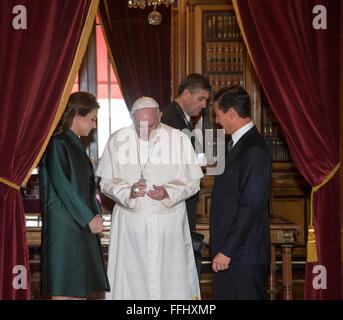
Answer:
[96, 123, 203, 300]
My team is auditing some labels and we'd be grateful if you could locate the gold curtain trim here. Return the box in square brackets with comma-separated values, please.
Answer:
[232, 0, 257, 71]
[307, 162, 340, 262]
[0, 177, 20, 191]
[21, 0, 100, 187]
[98, 2, 125, 101]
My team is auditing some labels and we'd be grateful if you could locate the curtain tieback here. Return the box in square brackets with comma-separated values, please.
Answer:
[307, 162, 340, 263]
[0, 176, 21, 190]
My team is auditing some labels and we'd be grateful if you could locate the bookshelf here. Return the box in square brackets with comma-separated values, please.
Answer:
[261, 89, 292, 162]
[203, 11, 245, 92]
[186, 3, 248, 155]
[190, 2, 291, 162]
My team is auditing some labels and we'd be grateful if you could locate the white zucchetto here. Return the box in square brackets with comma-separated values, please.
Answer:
[131, 96, 160, 115]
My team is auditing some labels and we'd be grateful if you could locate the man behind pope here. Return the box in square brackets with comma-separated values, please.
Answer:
[96, 96, 203, 300]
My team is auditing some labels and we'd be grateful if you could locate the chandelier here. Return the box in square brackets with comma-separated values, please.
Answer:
[128, 0, 174, 26]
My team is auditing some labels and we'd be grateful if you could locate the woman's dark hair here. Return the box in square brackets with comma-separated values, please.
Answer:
[55, 91, 100, 134]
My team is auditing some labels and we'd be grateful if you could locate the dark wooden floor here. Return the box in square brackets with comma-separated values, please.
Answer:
[199, 261, 305, 300]
[30, 246, 305, 300]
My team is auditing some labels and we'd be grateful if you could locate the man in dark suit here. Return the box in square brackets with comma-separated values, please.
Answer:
[161, 73, 211, 231]
[161, 73, 211, 277]
[210, 86, 272, 300]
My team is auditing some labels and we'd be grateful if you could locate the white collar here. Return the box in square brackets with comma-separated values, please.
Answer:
[231, 121, 254, 146]
[183, 111, 191, 122]
[175, 100, 191, 122]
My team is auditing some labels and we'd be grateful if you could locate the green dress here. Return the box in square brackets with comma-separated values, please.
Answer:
[39, 130, 110, 297]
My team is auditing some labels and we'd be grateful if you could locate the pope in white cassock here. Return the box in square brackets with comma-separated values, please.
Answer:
[96, 97, 203, 300]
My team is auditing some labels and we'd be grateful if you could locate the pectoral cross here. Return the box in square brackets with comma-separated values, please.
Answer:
[139, 173, 146, 183]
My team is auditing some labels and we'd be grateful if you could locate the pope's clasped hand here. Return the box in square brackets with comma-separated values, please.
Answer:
[130, 181, 147, 199]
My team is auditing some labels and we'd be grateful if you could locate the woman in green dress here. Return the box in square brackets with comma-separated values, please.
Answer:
[39, 92, 110, 299]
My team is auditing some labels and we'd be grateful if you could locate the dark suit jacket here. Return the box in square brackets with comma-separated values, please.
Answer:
[161, 101, 193, 131]
[210, 126, 272, 265]
[161, 101, 197, 231]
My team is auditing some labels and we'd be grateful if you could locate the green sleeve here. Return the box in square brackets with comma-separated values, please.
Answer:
[90, 188, 101, 215]
[46, 138, 95, 227]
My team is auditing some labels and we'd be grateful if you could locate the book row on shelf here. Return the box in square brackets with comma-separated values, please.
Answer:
[205, 42, 245, 73]
[265, 138, 291, 162]
[207, 74, 244, 92]
[206, 14, 241, 40]
[263, 123, 283, 137]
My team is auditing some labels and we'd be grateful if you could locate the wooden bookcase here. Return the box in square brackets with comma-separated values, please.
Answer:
[200, 9, 245, 91]
[261, 90, 292, 162]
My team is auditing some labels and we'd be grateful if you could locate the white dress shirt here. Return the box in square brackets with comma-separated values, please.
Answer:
[231, 121, 254, 147]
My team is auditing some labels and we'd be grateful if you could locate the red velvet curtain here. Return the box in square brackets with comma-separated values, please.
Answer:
[0, 0, 93, 299]
[98, 0, 171, 108]
[234, 0, 340, 299]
